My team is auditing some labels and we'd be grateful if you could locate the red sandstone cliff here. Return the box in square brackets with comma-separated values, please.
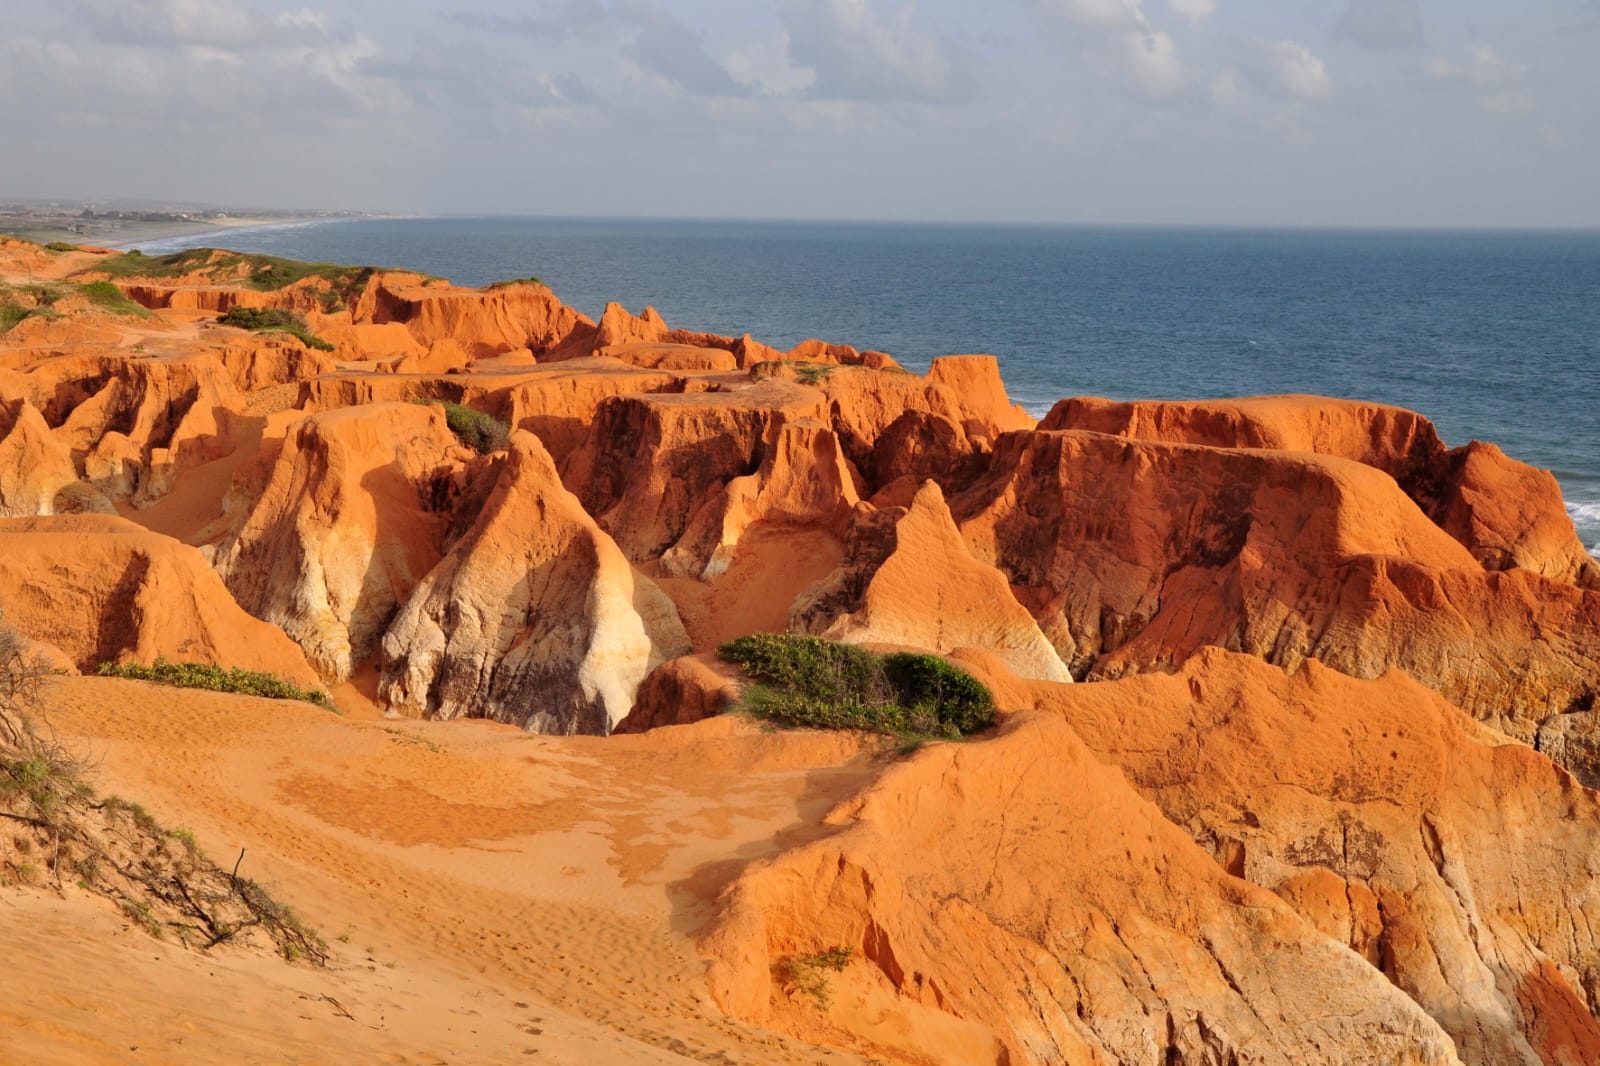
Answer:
[5, 240, 1599, 1066]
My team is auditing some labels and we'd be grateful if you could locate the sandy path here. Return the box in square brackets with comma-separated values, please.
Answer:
[6, 676, 886, 1064]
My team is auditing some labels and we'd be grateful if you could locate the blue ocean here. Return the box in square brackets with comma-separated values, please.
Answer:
[128, 217, 1600, 555]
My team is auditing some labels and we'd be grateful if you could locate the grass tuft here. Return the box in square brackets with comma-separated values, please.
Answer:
[780, 946, 854, 1008]
[96, 658, 332, 708]
[793, 362, 835, 385]
[79, 281, 155, 318]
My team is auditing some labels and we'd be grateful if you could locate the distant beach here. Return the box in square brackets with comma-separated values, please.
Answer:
[98, 216, 286, 250]
[0, 211, 397, 252]
[101, 217, 347, 253]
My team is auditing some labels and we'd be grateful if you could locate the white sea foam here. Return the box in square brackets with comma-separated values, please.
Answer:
[1565, 498, 1600, 559]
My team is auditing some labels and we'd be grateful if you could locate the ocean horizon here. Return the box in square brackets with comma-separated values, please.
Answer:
[128, 215, 1600, 556]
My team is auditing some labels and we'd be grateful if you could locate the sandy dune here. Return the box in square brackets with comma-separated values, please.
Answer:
[8, 676, 882, 1065]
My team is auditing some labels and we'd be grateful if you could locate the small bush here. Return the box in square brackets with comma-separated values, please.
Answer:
[79, 281, 154, 318]
[45, 241, 78, 252]
[794, 362, 834, 385]
[781, 946, 854, 1008]
[718, 634, 994, 741]
[0, 753, 82, 819]
[217, 306, 295, 330]
[0, 301, 28, 333]
[417, 400, 511, 454]
[882, 653, 996, 736]
[96, 658, 331, 708]
[216, 306, 334, 351]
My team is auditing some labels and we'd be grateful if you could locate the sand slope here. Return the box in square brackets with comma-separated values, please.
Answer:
[10, 675, 883, 1065]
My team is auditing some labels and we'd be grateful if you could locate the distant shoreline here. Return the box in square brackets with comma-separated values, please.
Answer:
[0, 214, 393, 252]
[102, 217, 346, 252]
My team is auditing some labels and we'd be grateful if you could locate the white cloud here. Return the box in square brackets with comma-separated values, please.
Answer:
[1264, 40, 1331, 101]
[1210, 67, 1240, 104]
[1035, 0, 1146, 30]
[156, 0, 258, 48]
[1167, 0, 1215, 22]
[1032, 0, 1190, 101]
[1478, 91, 1534, 117]
[611, 0, 751, 98]
[184, 44, 245, 67]
[1335, 0, 1423, 50]
[1426, 45, 1523, 90]
[276, 9, 328, 33]
[779, 0, 972, 102]
[1125, 30, 1184, 99]
[726, 34, 817, 96]
[1427, 46, 1533, 117]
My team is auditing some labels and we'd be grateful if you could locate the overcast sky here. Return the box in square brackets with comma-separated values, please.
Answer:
[2, 0, 1596, 226]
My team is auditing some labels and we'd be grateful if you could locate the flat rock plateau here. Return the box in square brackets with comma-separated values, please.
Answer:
[2, 235, 1599, 1066]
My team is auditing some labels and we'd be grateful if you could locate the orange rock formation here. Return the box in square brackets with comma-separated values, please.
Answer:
[377, 431, 690, 732]
[0, 514, 319, 683]
[4, 238, 1599, 1066]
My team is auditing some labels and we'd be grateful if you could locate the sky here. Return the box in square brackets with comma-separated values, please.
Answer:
[2, 0, 1597, 227]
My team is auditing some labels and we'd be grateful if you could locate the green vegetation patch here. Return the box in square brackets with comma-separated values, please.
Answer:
[415, 400, 511, 454]
[0, 751, 92, 819]
[0, 301, 30, 333]
[96, 658, 332, 708]
[77, 247, 381, 297]
[0, 279, 155, 328]
[488, 275, 545, 289]
[0, 282, 67, 332]
[751, 360, 836, 385]
[79, 280, 155, 318]
[718, 634, 995, 742]
[45, 241, 78, 252]
[780, 946, 855, 1008]
[793, 362, 835, 385]
[217, 306, 334, 351]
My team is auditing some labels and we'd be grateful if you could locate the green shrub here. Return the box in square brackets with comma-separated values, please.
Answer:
[417, 400, 511, 454]
[79, 281, 154, 318]
[0, 752, 85, 818]
[216, 306, 334, 351]
[45, 241, 78, 252]
[781, 946, 854, 1008]
[718, 634, 994, 741]
[882, 653, 996, 736]
[81, 248, 381, 294]
[96, 658, 331, 708]
[794, 362, 834, 385]
[0, 296, 64, 332]
[0, 301, 28, 333]
[216, 306, 295, 330]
